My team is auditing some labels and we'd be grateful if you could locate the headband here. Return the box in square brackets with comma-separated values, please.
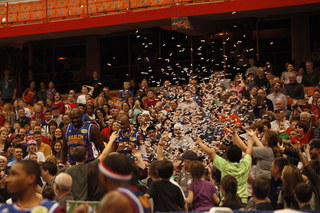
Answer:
[0, 156, 7, 162]
[99, 160, 133, 182]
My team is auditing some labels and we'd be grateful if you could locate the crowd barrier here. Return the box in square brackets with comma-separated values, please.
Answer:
[65, 200, 320, 213]
[0, 0, 215, 25]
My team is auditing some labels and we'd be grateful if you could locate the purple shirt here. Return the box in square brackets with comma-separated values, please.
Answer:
[187, 180, 217, 211]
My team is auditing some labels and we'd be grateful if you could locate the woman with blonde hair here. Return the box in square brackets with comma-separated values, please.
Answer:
[95, 96, 106, 109]
[0, 130, 8, 153]
[277, 164, 303, 209]
[3, 103, 15, 127]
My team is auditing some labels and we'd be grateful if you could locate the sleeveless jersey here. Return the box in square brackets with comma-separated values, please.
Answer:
[116, 129, 140, 155]
[65, 122, 99, 164]
[116, 187, 151, 213]
[0, 199, 64, 213]
[24, 88, 36, 104]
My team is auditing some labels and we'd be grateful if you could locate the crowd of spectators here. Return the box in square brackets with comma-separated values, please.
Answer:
[0, 59, 319, 212]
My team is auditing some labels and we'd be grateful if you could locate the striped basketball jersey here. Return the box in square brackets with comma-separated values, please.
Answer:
[116, 187, 151, 213]
[65, 122, 99, 164]
[0, 199, 64, 213]
[116, 129, 140, 155]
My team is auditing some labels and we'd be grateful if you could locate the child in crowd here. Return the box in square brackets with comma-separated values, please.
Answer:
[277, 121, 289, 140]
[17, 98, 32, 118]
[252, 174, 273, 210]
[46, 81, 56, 101]
[220, 175, 242, 210]
[145, 160, 186, 212]
[77, 85, 94, 105]
[185, 161, 220, 211]
[22, 81, 36, 106]
[119, 81, 134, 101]
[295, 182, 314, 210]
[41, 110, 52, 134]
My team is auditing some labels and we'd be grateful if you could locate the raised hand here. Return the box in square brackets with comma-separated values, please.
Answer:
[293, 140, 301, 152]
[109, 131, 119, 142]
[245, 128, 257, 137]
[132, 148, 142, 159]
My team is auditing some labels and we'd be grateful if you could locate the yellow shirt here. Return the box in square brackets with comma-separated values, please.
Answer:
[38, 143, 51, 158]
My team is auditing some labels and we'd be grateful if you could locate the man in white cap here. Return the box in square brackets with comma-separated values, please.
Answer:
[24, 140, 45, 162]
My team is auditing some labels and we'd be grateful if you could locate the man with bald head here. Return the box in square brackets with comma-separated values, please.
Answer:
[275, 99, 291, 119]
[285, 73, 304, 100]
[302, 61, 320, 87]
[61, 108, 104, 165]
[112, 116, 147, 156]
[54, 173, 73, 208]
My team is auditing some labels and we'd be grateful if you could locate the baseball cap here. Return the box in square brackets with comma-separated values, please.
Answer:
[28, 140, 37, 145]
[8, 142, 15, 147]
[12, 134, 21, 139]
[302, 103, 311, 109]
[141, 111, 150, 116]
[309, 140, 320, 149]
[52, 106, 59, 110]
[177, 150, 199, 161]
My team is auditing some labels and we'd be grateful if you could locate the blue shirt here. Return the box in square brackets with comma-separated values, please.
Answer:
[0, 76, 17, 99]
[119, 90, 134, 99]
[0, 199, 64, 213]
[206, 124, 224, 142]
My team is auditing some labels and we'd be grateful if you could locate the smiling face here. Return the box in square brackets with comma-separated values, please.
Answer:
[54, 142, 62, 153]
[55, 128, 62, 138]
[70, 110, 83, 129]
[306, 62, 313, 73]
[54, 93, 61, 102]
[0, 131, 7, 141]
[29, 144, 36, 153]
[250, 98, 257, 107]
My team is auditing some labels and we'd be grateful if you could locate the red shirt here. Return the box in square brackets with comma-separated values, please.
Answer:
[290, 130, 314, 145]
[65, 102, 77, 110]
[24, 88, 37, 104]
[30, 112, 45, 122]
[143, 99, 159, 109]
[218, 113, 242, 136]
[101, 128, 111, 143]
[52, 101, 65, 115]
[218, 113, 242, 128]
[0, 117, 7, 127]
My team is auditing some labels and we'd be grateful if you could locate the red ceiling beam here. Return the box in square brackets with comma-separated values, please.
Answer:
[177, 0, 320, 17]
[0, 0, 318, 39]
[0, 6, 176, 38]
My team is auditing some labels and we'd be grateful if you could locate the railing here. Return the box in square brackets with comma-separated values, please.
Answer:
[0, 0, 224, 26]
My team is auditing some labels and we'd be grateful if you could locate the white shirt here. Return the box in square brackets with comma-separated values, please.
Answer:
[15, 107, 32, 119]
[77, 92, 93, 105]
[270, 120, 291, 131]
[24, 152, 46, 162]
